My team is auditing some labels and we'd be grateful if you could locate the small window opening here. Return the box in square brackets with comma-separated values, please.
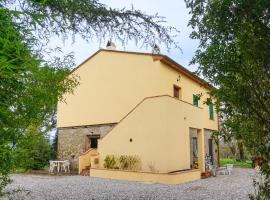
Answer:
[173, 85, 181, 99]
[193, 94, 199, 106]
[208, 102, 214, 120]
[89, 135, 100, 148]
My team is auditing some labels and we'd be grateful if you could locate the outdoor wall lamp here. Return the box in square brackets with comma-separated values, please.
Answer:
[177, 75, 181, 82]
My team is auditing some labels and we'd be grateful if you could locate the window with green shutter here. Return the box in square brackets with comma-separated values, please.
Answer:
[208, 102, 214, 120]
[193, 94, 199, 106]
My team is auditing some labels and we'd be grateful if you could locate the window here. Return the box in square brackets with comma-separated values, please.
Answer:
[193, 94, 199, 106]
[173, 85, 181, 99]
[208, 102, 214, 120]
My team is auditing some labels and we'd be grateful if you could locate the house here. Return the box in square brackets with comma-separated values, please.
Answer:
[57, 47, 218, 184]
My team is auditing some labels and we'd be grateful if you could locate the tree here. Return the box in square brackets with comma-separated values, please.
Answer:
[0, 0, 178, 197]
[14, 126, 52, 170]
[185, 0, 270, 198]
[0, 8, 78, 197]
[51, 131, 58, 160]
[1, 0, 179, 49]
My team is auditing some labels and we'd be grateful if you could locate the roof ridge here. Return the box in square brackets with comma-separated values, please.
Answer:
[68, 49, 215, 90]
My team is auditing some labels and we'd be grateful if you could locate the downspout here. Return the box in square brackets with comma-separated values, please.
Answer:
[217, 113, 220, 167]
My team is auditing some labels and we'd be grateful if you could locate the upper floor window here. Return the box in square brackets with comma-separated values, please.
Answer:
[193, 94, 199, 106]
[173, 85, 181, 99]
[208, 102, 214, 120]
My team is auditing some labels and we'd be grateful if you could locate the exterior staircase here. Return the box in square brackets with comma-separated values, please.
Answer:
[78, 148, 99, 176]
[80, 165, 91, 176]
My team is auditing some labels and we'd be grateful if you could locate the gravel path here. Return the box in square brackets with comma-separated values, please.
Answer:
[6, 168, 256, 200]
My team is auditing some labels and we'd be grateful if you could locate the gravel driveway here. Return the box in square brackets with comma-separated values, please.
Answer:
[7, 168, 256, 200]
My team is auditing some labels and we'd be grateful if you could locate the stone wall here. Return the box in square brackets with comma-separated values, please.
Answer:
[57, 124, 115, 170]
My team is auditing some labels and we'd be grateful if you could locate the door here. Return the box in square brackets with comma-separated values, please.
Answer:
[90, 137, 98, 148]
[208, 139, 213, 164]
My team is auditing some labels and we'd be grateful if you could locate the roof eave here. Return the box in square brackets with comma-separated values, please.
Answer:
[160, 56, 216, 90]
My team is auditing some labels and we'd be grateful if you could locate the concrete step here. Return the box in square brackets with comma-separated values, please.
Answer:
[80, 168, 90, 176]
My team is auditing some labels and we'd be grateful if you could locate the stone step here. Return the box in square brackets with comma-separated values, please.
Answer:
[80, 168, 90, 176]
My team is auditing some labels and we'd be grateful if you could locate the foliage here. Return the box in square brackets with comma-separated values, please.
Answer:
[14, 126, 52, 170]
[148, 162, 157, 173]
[119, 155, 141, 171]
[51, 131, 58, 160]
[0, 0, 179, 50]
[250, 178, 270, 200]
[0, 7, 77, 197]
[220, 158, 252, 168]
[1, 0, 178, 198]
[103, 155, 117, 169]
[185, 0, 270, 198]
[103, 155, 141, 171]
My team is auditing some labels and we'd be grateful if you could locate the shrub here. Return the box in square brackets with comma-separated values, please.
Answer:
[14, 126, 52, 170]
[118, 155, 141, 170]
[148, 162, 157, 173]
[119, 155, 128, 169]
[103, 155, 141, 170]
[103, 155, 117, 169]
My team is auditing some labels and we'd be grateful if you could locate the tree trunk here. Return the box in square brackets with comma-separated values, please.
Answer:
[237, 141, 244, 161]
[217, 140, 220, 167]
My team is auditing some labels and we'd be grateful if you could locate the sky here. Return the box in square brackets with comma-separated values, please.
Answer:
[48, 1, 199, 139]
[49, 0, 199, 72]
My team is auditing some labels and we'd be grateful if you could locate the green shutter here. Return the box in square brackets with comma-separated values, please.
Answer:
[193, 94, 199, 106]
[209, 103, 214, 120]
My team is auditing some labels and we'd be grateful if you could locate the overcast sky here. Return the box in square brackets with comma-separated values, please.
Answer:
[49, 0, 199, 72]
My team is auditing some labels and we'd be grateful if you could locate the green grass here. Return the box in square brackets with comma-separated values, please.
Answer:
[220, 158, 252, 168]
[13, 168, 30, 173]
[12, 165, 49, 174]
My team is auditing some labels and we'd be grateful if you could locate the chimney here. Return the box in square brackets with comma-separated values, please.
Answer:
[152, 44, 160, 54]
[106, 40, 116, 50]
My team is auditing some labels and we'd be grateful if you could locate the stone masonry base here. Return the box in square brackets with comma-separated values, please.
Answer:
[57, 124, 115, 170]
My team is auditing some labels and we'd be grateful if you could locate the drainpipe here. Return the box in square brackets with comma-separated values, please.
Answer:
[217, 113, 220, 167]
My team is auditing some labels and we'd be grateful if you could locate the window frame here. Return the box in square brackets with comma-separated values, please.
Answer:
[192, 94, 199, 106]
[208, 102, 214, 120]
[173, 85, 181, 99]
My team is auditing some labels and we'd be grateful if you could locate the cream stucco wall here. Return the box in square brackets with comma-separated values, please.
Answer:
[57, 50, 217, 128]
[158, 62, 217, 126]
[90, 168, 201, 185]
[58, 51, 162, 127]
[98, 96, 217, 173]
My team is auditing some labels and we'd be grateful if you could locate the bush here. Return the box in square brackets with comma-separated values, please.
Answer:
[14, 126, 52, 170]
[103, 155, 117, 169]
[119, 155, 141, 170]
[103, 155, 141, 170]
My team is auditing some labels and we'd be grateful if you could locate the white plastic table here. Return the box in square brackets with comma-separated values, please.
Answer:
[50, 160, 66, 173]
[217, 166, 226, 175]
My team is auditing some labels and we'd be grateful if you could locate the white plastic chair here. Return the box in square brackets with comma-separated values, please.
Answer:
[61, 160, 70, 173]
[226, 164, 233, 175]
[49, 161, 57, 173]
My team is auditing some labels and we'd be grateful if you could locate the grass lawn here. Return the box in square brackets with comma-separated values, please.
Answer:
[13, 165, 49, 174]
[220, 158, 252, 168]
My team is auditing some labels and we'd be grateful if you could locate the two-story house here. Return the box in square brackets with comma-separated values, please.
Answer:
[57, 47, 218, 181]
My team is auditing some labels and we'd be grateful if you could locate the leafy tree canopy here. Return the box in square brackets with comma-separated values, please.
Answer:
[1, 0, 179, 49]
[14, 125, 52, 170]
[185, 0, 270, 198]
